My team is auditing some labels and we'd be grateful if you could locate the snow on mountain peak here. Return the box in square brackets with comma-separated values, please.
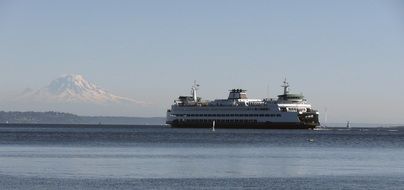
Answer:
[47, 74, 99, 95]
[20, 74, 143, 105]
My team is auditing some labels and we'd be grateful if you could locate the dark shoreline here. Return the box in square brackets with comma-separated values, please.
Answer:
[0, 123, 165, 128]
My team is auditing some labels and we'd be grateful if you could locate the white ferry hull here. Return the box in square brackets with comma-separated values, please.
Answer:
[166, 80, 320, 129]
[169, 120, 317, 129]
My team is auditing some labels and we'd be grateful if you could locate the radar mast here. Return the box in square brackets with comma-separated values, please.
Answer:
[281, 78, 290, 95]
[191, 80, 200, 102]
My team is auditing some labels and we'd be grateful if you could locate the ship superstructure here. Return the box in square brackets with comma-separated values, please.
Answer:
[166, 80, 319, 129]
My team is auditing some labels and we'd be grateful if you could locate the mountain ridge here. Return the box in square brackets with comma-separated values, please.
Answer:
[18, 74, 144, 105]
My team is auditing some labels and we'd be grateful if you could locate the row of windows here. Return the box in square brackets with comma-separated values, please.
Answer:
[175, 114, 281, 117]
[287, 107, 306, 111]
[178, 107, 270, 111]
[179, 119, 258, 123]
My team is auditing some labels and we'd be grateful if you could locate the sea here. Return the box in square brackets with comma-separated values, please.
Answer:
[0, 124, 403, 190]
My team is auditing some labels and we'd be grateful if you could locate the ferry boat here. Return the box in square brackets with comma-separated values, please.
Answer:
[166, 80, 320, 129]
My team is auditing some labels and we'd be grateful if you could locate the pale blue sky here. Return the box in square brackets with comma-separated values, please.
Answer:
[0, 0, 403, 123]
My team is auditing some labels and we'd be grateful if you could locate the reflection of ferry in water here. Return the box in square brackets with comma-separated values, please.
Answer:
[166, 80, 320, 129]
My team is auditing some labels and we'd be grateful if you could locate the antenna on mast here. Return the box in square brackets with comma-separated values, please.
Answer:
[281, 78, 289, 95]
[266, 83, 270, 99]
[324, 107, 328, 127]
[191, 80, 200, 102]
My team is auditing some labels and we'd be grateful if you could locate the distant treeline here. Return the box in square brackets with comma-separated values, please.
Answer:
[0, 111, 165, 125]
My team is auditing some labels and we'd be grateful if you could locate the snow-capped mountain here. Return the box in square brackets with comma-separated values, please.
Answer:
[19, 74, 143, 104]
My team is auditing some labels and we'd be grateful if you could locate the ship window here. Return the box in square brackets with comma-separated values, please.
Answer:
[259, 114, 264, 117]
[265, 114, 270, 117]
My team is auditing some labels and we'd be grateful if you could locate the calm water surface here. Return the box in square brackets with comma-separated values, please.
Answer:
[0, 125, 403, 189]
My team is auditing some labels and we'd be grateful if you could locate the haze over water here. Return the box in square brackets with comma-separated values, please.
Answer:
[0, 125, 403, 189]
[1, 1, 404, 123]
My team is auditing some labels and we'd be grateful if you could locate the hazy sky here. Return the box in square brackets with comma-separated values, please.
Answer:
[0, 0, 403, 123]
